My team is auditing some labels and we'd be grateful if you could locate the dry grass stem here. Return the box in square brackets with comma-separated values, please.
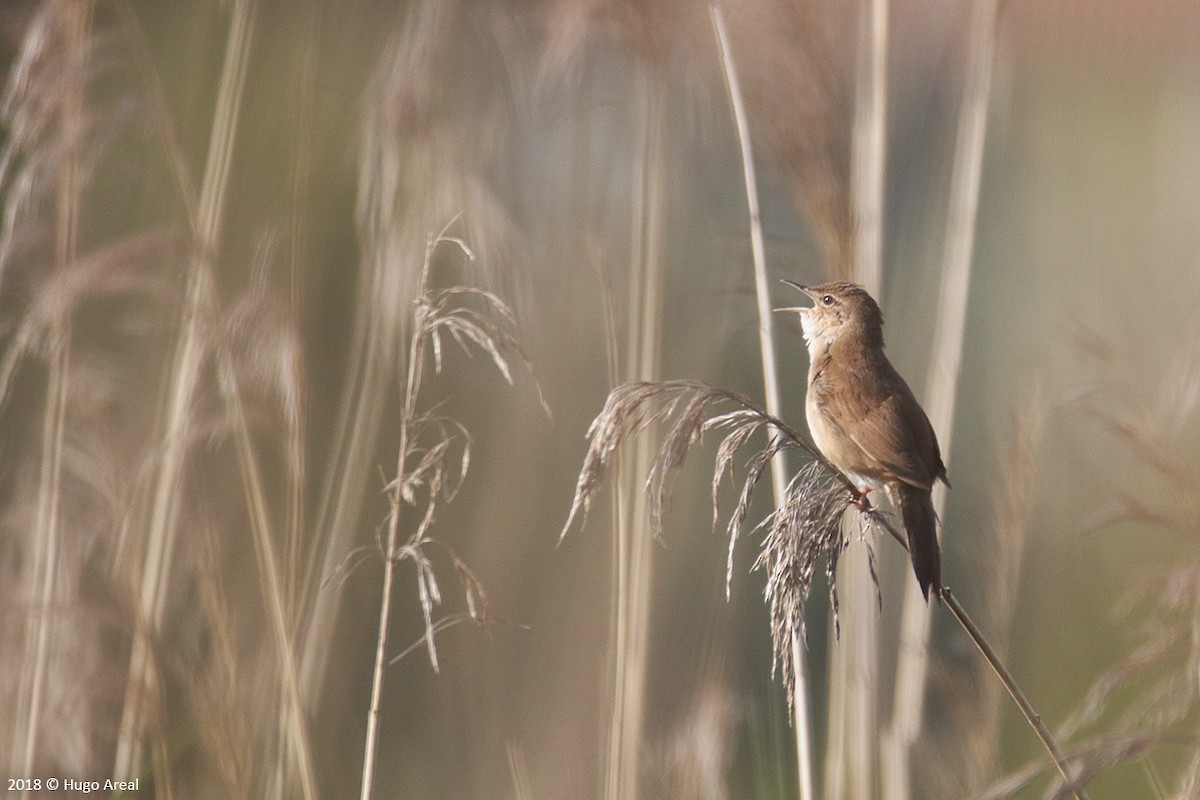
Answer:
[114, 0, 259, 786]
[357, 225, 535, 800]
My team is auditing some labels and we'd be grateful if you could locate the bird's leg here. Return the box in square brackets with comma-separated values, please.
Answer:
[850, 484, 873, 511]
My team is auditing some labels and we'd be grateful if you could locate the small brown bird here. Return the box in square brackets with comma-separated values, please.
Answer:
[777, 280, 949, 599]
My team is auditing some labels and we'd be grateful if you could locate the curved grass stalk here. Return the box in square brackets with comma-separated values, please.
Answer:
[358, 261, 426, 800]
[867, 513, 1089, 800]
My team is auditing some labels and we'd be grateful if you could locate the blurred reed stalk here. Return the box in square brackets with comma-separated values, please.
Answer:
[709, 7, 814, 799]
[825, 0, 889, 796]
[112, 2, 318, 795]
[880, 0, 1000, 797]
[10, 4, 86, 791]
[112, 0, 259, 785]
[281, 3, 317, 616]
[219, 264, 317, 800]
[604, 71, 667, 800]
[963, 398, 1043, 790]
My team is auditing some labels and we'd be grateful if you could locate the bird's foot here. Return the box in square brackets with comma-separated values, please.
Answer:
[850, 485, 873, 512]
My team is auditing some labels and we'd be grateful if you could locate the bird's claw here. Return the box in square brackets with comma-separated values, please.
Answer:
[850, 485, 873, 512]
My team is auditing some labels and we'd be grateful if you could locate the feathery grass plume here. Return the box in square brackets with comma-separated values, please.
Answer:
[561, 380, 827, 543]
[572, 381, 1091, 799]
[754, 459, 849, 710]
[302, 0, 522, 706]
[561, 380, 866, 701]
[564, 395, 1089, 798]
[3, 1, 324, 794]
[108, 1, 276, 792]
[0, 0, 176, 784]
[355, 224, 538, 800]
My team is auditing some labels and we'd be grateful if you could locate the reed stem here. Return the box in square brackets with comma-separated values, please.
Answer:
[710, 7, 815, 798]
[882, 1, 1000, 796]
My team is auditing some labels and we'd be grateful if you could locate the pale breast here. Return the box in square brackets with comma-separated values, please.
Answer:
[805, 382, 883, 489]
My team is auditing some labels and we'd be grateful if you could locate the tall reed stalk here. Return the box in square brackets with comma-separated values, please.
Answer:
[10, 5, 87, 791]
[709, 7, 814, 799]
[881, 1, 1001, 797]
[113, 0, 256, 782]
[604, 71, 667, 800]
[826, 0, 889, 796]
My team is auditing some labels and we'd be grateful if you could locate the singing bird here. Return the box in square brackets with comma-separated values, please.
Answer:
[777, 280, 949, 599]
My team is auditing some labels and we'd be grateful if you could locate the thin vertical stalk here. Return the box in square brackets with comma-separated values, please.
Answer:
[282, 3, 317, 617]
[710, 7, 814, 799]
[881, 3, 999, 798]
[851, 0, 888, 299]
[604, 72, 666, 800]
[114, 0, 255, 780]
[18, 337, 69, 793]
[300, 299, 393, 695]
[830, 0, 889, 797]
[298, 0, 426, 700]
[15, 4, 87, 787]
[219, 359, 318, 799]
[359, 234, 434, 800]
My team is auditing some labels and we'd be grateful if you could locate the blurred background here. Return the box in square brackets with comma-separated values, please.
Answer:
[1, 0, 1198, 798]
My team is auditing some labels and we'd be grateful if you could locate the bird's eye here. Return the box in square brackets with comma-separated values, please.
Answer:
[821, 294, 835, 306]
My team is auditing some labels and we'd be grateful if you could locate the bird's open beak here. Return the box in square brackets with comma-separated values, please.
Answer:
[773, 279, 814, 314]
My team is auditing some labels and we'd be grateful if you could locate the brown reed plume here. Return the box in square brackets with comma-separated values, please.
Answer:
[561, 379, 860, 708]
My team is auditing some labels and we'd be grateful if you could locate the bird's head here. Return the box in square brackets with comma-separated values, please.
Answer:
[775, 280, 885, 350]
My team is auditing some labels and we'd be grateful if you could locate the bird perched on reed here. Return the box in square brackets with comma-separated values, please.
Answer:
[777, 280, 949, 599]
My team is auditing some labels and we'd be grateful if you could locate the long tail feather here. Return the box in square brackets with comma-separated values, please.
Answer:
[895, 483, 941, 600]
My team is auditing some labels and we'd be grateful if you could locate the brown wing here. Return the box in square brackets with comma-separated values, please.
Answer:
[817, 359, 945, 490]
[845, 392, 942, 490]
